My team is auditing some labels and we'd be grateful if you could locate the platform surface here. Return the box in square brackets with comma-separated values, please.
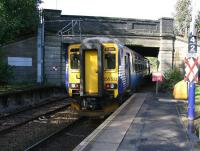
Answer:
[74, 93, 193, 151]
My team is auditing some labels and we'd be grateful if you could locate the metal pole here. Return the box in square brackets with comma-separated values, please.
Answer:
[79, 20, 82, 40]
[188, 120, 194, 135]
[60, 35, 63, 85]
[156, 81, 158, 95]
[56, 0, 58, 9]
[187, 0, 197, 126]
[37, 1, 43, 84]
[188, 82, 195, 120]
[72, 20, 74, 35]
[41, 9, 45, 83]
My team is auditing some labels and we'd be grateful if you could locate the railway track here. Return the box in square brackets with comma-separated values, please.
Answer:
[0, 94, 132, 151]
[0, 101, 79, 151]
[0, 96, 72, 134]
[24, 117, 85, 151]
[24, 117, 104, 151]
[23, 103, 121, 151]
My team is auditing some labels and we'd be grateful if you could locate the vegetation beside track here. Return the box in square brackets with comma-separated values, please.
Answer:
[0, 49, 14, 85]
[159, 68, 183, 92]
[195, 84, 200, 114]
[195, 84, 200, 149]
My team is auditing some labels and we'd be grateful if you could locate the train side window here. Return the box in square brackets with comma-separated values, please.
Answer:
[70, 53, 80, 69]
[137, 63, 140, 71]
[104, 53, 116, 69]
[135, 63, 138, 72]
[132, 55, 135, 72]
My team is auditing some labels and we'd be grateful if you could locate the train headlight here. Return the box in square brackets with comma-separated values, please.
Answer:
[110, 84, 115, 89]
[69, 83, 80, 89]
[105, 83, 117, 89]
[71, 83, 76, 88]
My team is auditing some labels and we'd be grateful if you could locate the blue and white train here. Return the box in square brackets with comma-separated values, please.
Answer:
[66, 37, 150, 109]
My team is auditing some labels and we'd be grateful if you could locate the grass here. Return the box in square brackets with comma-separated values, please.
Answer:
[195, 84, 200, 114]
[195, 85, 200, 148]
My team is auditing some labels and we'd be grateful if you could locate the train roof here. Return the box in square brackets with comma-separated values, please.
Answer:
[80, 37, 123, 50]
[80, 37, 149, 61]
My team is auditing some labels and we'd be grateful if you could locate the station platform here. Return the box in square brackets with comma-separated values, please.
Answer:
[73, 93, 194, 151]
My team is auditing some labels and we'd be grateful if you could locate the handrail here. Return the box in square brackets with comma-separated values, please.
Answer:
[57, 20, 82, 41]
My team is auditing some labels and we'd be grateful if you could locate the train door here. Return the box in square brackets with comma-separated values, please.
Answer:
[125, 53, 131, 88]
[84, 50, 98, 94]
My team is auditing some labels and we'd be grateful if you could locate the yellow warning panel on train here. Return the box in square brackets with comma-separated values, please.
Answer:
[85, 50, 98, 94]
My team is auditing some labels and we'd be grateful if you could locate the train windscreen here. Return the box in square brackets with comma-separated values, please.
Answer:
[104, 53, 116, 69]
[70, 49, 80, 69]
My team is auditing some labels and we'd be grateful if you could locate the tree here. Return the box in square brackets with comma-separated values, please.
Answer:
[174, 0, 191, 36]
[0, 0, 38, 45]
[196, 11, 200, 34]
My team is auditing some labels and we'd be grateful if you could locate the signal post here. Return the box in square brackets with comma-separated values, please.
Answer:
[185, 0, 198, 133]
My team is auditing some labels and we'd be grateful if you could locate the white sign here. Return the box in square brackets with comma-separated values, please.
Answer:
[8, 57, 32, 67]
[184, 57, 198, 83]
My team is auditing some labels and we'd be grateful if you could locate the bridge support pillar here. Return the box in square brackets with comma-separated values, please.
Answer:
[158, 39, 174, 72]
[158, 18, 175, 73]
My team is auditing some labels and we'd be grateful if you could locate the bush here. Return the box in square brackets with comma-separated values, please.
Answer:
[0, 62, 13, 84]
[0, 50, 13, 85]
[159, 68, 183, 91]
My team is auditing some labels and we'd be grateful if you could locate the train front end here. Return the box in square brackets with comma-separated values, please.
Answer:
[79, 39, 119, 109]
[103, 43, 118, 99]
[67, 44, 80, 97]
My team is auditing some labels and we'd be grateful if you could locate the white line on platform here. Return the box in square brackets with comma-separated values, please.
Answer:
[73, 94, 136, 151]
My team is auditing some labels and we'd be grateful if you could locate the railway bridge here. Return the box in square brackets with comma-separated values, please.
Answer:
[44, 9, 175, 84]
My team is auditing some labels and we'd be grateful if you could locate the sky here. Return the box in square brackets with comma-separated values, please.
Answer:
[42, 0, 200, 20]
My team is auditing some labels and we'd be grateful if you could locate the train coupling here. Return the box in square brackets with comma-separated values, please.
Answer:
[81, 98, 101, 110]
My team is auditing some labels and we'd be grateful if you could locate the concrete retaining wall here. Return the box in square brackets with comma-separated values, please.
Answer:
[0, 86, 67, 115]
[1, 37, 37, 83]
[44, 36, 66, 85]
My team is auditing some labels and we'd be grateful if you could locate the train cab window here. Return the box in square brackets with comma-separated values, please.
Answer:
[70, 53, 80, 69]
[104, 53, 116, 69]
